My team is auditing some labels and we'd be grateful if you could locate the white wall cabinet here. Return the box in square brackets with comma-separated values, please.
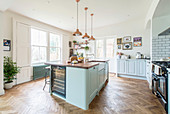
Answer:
[117, 59, 147, 78]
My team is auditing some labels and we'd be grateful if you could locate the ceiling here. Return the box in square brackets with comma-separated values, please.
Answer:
[7, 0, 153, 32]
[0, 0, 14, 11]
[153, 0, 170, 18]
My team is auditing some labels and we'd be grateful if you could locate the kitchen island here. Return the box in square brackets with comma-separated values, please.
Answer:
[45, 60, 109, 110]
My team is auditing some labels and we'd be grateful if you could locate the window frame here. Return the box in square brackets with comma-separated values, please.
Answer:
[95, 38, 115, 59]
[95, 39, 104, 59]
[31, 27, 62, 65]
[49, 33, 62, 62]
[106, 39, 115, 59]
[31, 28, 48, 64]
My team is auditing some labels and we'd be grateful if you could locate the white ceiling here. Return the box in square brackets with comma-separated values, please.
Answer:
[8, 0, 153, 32]
[0, 0, 14, 12]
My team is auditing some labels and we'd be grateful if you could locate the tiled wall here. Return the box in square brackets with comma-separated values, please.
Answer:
[152, 35, 170, 61]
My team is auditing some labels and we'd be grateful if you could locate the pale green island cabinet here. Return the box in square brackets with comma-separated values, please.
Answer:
[45, 60, 109, 110]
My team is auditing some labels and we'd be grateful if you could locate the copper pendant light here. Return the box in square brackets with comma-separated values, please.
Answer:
[73, 0, 82, 36]
[82, 7, 90, 39]
[89, 13, 95, 40]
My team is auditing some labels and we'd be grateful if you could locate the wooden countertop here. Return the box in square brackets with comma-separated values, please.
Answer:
[88, 59, 109, 62]
[44, 62, 99, 69]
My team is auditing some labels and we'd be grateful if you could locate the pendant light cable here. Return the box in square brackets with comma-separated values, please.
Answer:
[77, 1, 78, 29]
[85, 8, 87, 33]
[91, 14, 93, 35]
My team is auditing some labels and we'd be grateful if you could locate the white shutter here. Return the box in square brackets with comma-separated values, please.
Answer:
[16, 22, 31, 84]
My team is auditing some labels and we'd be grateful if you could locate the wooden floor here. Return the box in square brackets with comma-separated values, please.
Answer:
[0, 74, 166, 114]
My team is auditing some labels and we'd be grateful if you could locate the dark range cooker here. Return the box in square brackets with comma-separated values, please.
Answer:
[152, 61, 170, 113]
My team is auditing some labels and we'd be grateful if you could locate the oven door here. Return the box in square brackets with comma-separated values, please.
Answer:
[157, 76, 167, 100]
[152, 73, 159, 95]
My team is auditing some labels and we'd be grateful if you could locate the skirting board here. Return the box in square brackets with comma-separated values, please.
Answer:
[117, 74, 147, 80]
[0, 89, 5, 96]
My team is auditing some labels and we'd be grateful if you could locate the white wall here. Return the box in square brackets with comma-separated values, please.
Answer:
[3, 10, 73, 61]
[72, 17, 151, 73]
[2, 11, 73, 84]
[0, 11, 5, 95]
[94, 17, 150, 58]
[153, 14, 170, 37]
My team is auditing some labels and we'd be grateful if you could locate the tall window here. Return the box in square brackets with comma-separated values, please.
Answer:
[96, 40, 104, 58]
[50, 33, 61, 61]
[31, 28, 47, 64]
[106, 39, 114, 58]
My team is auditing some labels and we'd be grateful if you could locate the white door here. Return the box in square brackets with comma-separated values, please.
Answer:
[127, 60, 136, 75]
[117, 60, 126, 74]
[136, 60, 146, 77]
[16, 22, 31, 84]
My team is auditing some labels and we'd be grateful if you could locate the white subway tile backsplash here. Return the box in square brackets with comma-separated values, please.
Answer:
[165, 35, 170, 38]
[159, 47, 166, 49]
[163, 44, 169, 47]
[165, 41, 170, 44]
[163, 39, 169, 41]
[152, 35, 170, 60]
[166, 46, 170, 48]
[159, 41, 165, 44]
[158, 36, 166, 39]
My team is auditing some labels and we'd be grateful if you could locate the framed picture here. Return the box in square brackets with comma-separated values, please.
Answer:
[117, 38, 122, 44]
[122, 42, 132, 50]
[123, 36, 131, 42]
[133, 37, 142, 47]
[69, 49, 73, 57]
[69, 41, 72, 47]
[3, 39, 11, 51]
[117, 45, 121, 49]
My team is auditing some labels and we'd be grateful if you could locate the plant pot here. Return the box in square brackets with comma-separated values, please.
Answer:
[4, 81, 13, 89]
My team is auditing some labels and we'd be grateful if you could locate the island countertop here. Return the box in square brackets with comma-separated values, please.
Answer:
[44, 62, 99, 69]
[88, 59, 109, 62]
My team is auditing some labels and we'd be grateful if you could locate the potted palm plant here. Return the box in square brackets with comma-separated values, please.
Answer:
[4, 56, 20, 89]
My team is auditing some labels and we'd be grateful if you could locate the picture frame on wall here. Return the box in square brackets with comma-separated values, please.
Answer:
[117, 38, 122, 44]
[3, 39, 11, 51]
[123, 36, 131, 42]
[69, 41, 72, 47]
[117, 45, 121, 49]
[122, 42, 132, 50]
[133, 37, 142, 47]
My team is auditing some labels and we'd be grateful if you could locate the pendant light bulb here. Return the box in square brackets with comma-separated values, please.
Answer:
[89, 13, 95, 40]
[82, 7, 90, 39]
[73, 0, 82, 36]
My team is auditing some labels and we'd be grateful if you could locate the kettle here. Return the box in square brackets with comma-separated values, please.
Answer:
[136, 52, 141, 59]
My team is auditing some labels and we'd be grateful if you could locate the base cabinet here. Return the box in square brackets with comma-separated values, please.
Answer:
[98, 68, 105, 91]
[89, 66, 98, 103]
[117, 60, 126, 74]
[66, 62, 108, 110]
[117, 59, 147, 78]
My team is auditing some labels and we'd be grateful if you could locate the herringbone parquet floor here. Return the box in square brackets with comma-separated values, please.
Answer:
[0, 74, 166, 114]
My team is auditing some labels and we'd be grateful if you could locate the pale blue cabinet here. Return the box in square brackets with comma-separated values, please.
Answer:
[117, 60, 126, 74]
[126, 60, 136, 75]
[66, 63, 108, 110]
[105, 62, 109, 81]
[89, 66, 98, 103]
[98, 68, 105, 91]
[136, 60, 146, 77]
[117, 59, 146, 78]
